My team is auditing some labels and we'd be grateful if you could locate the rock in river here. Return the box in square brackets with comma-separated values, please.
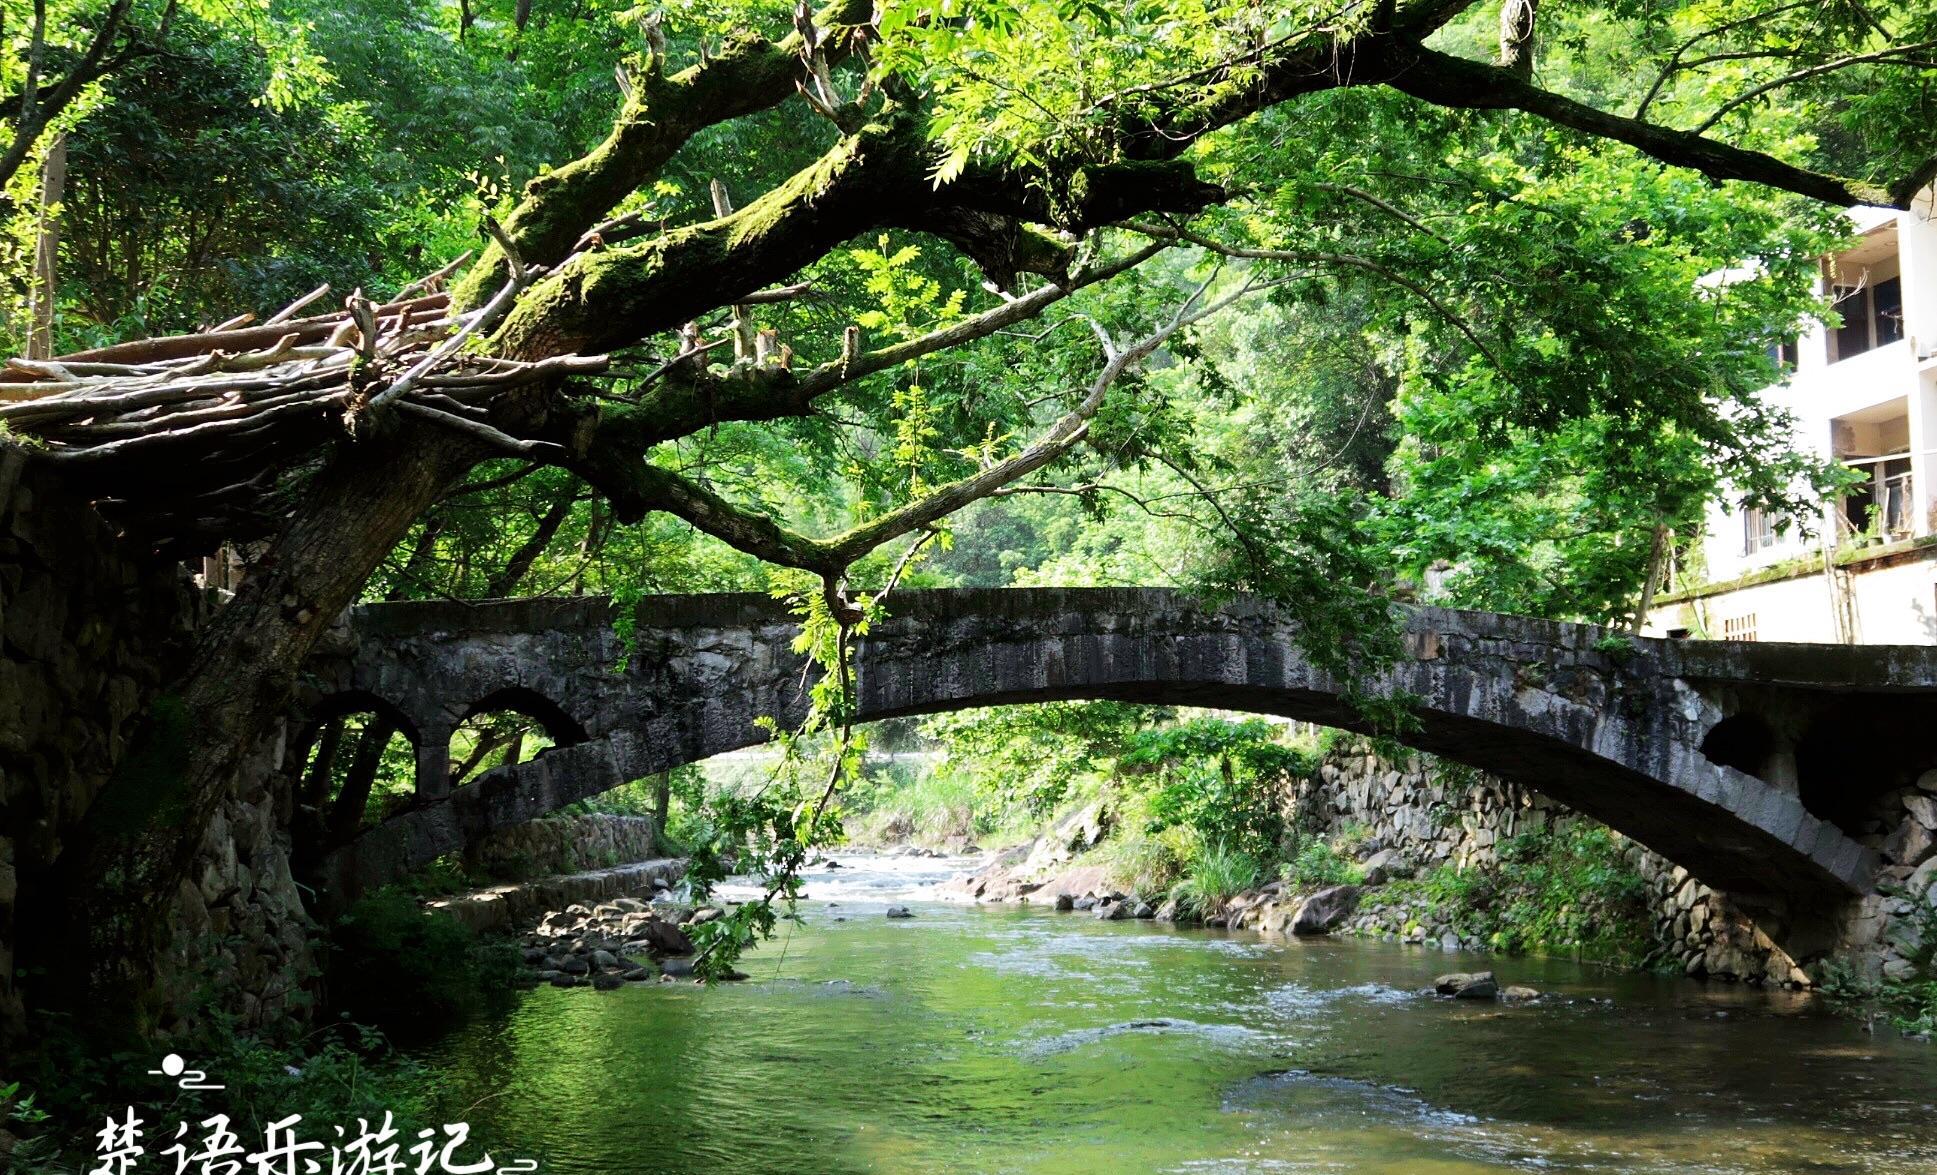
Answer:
[635, 917, 694, 956]
[886, 906, 914, 919]
[1434, 971, 1499, 999]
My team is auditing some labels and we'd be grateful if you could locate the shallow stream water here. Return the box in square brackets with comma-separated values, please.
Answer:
[417, 854, 1937, 1173]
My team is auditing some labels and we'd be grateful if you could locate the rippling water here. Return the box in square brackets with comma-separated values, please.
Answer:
[415, 854, 1937, 1173]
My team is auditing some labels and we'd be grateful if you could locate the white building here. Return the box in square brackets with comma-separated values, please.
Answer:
[1645, 196, 1937, 645]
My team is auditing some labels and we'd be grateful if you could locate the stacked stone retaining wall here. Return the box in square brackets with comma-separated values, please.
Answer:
[0, 457, 313, 1039]
[1294, 740, 1807, 985]
[465, 813, 662, 880]
[427, 857, 686, 934]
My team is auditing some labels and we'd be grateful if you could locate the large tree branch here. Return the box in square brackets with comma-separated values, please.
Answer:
[491, 110, 930, 359]
[540, 238, 1171, 507]
[577, 276, 1261, 572]
[491, 107, 1221, 361]
[1382, 44, 1896, 207]
[614, 238, 1171, 442]
[1130, 0, 1484, 154]
[451, 0, 875, 308]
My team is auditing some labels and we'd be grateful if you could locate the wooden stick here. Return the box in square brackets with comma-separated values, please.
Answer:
[392, 250, 473, 301]
[44, 388, 339, 439]
[392, 399, 568, 457]
[742, 282, 813, 304]
[39, 395, 348, 462]
[0, 295, 449, 377]
[711, 180, 757, 363]
[363, 274, 525, 413]
[266, 283, 331, 325]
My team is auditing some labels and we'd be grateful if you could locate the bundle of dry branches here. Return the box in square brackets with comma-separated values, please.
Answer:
[0, 255, 606, 548]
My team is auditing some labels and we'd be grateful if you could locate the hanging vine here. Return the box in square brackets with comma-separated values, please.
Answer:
[682, 531, 939, 980]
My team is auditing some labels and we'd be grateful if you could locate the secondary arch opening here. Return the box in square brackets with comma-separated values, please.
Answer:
[447, 686, 589, 788]
[294, 691, 420, 868]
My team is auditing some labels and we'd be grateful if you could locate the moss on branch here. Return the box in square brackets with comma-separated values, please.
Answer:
[451, 0, 876, 310]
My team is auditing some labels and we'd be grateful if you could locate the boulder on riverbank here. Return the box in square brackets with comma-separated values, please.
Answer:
[942, 808, 1116, 902]
[1291, 885, 1362, 935]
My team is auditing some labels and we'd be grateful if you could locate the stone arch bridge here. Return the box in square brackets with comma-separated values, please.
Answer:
[307, 589, 1937, 938]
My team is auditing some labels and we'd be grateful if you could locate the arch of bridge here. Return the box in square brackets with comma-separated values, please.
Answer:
[313, 588, 1911, 911]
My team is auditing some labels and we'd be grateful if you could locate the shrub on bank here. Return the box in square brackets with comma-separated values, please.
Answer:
[1100, 823, 1197, 896]
[1875, 974, 1937, 1037]
[1169, 843, 1263, 919]
[1365, 825, 1652, 964]
[1124, 718, 1310, 864]
[1281, 836, 1364, 889]
[325, 889, 520, 1037]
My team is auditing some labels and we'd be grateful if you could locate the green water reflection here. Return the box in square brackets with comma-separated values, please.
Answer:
[418, 890, 1937, 1173]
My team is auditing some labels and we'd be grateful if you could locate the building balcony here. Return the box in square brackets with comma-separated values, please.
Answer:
[1792, 339, 1915, 419]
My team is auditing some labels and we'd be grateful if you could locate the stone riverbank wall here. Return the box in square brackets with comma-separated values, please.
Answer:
[1297, 740, 1807, 985]
[1298, 739, 1937, 985]
[465, 813, 661, 881]
[0, 458, 313, 1040]
[427, 856, 685, 935]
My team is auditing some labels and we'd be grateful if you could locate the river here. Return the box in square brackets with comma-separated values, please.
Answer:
[417, 853, 1937, 1173]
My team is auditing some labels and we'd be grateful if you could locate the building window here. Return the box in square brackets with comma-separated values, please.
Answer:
[1721, 613, 1758, 641]
[1840, 455, 1915, 542]
[1742, 506, 1779, 556]
[1767, 335, 1799, 371]
[1830, 276, 1904, 362]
